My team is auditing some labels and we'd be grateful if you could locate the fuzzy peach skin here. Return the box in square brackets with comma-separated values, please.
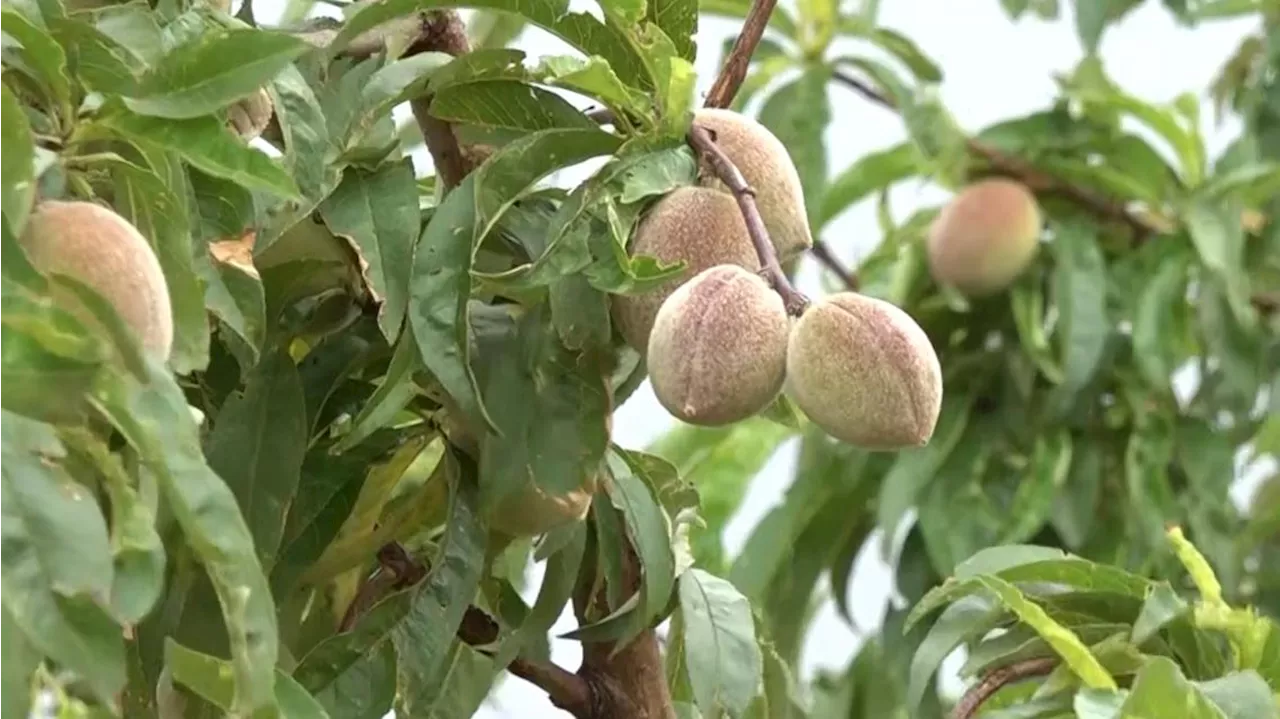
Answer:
[786, 292, 942, 449]
[612, 186, 761, 353]
[926, 177, 1042, 297]
[20, 200, 174, 360]
[694, 108, 814, 262]
[647, 265, 790, 426]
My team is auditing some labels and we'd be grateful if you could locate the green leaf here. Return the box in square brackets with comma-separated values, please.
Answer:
[1184, 196, 1252, 324]
[866, 27, 941, 82]
[90, 2, 165, 64]
[976, 575, 1117, 690]
[392, 449, 488, 715]
[678, 569, 763, 719]
[477, 305, 610, 504]
[313, 641, 396, 719]
[96, 107, 300, 198]
[294, 587, 415, 694]
[907, 597, 1004, 711]
[1, 85, 35, 231]
[49, 16, 139, 95]
[319, 159, 419, 341]
[533, 54, 651, 121]
[1063, 58, 1206, 184]
[124, 28, 310, 119]
[648, 418, 793, 572]
[1, 418, 126, 709]
[165, 640, 331, 718]
[1047, 219, 1109, 416]
[1121, 656, 1262, 718]
[609, 463, 677, 626]
[343, 52, 453, 149]
[1073, 0, 1142, 54]
[1132, 252, 1190, 393]
[106, 156, 210, 375]
[407, 128, 621, 434]
[331, 0, 649, 90]
[490, 522, 586, 669]
[759, 66, 830, 221]
[91, 358, 279, 716]
[1001, 431, 1073, 544]
[818, 141, 919, 227]
[1193, 671, 1277, 719]
[205, 347, 308, 568]
[1, 9, 72, 112]
[270, 64, 338, 211]
[330, 336, 421, 455]
[877, 393, 974, 552]
[1049, 436, 1103, 550]
[647, 0, 696, 61]
[1131, 582, 1190, 645]
[2, 606, 39, 719]
[430, 79, 597, 132]
[906, 555, 1152, 631]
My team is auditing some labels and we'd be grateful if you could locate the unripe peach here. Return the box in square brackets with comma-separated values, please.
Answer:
[648, 265, 789, 426]
[786, 292, 942, 449]
[612, 186, 760, 352]
[926, 178, 1041, 297]
[227, 88, 273, 141]
[487, 474, 595, 537]
[19, 200, 174, 360]
[693, 108, 813, 261]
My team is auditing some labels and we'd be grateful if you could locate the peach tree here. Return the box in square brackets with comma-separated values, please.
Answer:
[1, 0, 1277, 716]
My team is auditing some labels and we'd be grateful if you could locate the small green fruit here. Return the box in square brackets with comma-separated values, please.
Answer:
[786, 292, 942, 449]
[694, 108, 813, 261]
[612, 186, 760, 352]
[19, 200, 174, 360]
[648, 265, 789, 426]
[926, 178, 1042, 297]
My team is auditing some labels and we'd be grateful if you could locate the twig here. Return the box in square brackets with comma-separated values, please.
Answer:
[703, 0, 779, 109]
[346, 544, 593, 716]
[950, 658, 1057, 719]
[830, 71, 1160, 240]
[687, 123, 810, 315]
[810, 239, 858, 290]
[457, 606, 594, 716]
[406, 11, 472, 191]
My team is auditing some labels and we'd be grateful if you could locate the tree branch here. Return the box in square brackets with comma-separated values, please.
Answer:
[950, 658, 1057, 719]
[342, 543, 593, 716]
[810, 239, 858, 290]
[407, 11, 472, 191]
[456, 606, 594, 717]
[687, 123, 811, 315]
[830, 71, 1161, 240]
[703, 0, 779, 109]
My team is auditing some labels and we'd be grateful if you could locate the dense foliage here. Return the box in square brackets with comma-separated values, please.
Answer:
[1, 0, 1277, 717]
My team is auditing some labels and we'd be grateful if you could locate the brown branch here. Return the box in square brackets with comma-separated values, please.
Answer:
[810, 239, 858, 290]
[342, 544, 593, 716]
[950, 658, 1057, 719]
[687, 123, 811, 315]
[407, 11, 473, 191]
[830, 70, 1160, 240]
[703, 0, 779, 109]
[457, 607, 594, 716]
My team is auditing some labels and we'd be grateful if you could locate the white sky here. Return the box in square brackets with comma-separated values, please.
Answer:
[243, 1, 1261, 715]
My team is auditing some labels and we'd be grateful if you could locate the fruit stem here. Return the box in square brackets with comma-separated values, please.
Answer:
[687, 123, 811, 316]
[810, 240, 859, 290]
